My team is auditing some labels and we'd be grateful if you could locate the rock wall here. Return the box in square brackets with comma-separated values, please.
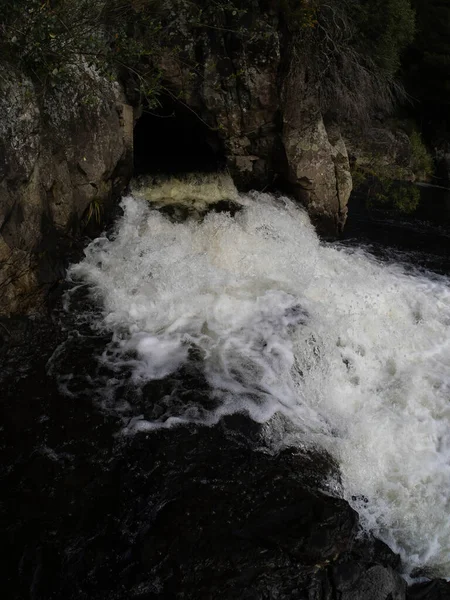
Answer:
[154, 0, 352, 234]
[0, 1, 356, 315]
[0, 65, 133, 315]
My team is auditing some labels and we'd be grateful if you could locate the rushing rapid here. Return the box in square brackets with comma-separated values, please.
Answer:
[67, 175, 450, 578]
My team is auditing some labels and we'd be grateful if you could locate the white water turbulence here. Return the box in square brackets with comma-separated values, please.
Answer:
[68, 175, 450, 579]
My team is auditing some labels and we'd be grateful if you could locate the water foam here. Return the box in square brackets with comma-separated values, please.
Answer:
[68, 176, 450, 578]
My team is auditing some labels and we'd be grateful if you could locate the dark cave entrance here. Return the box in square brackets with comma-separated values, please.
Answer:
[133, 94, 225, 176]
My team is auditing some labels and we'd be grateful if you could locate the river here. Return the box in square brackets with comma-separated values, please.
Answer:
[2, 175, 450, 598]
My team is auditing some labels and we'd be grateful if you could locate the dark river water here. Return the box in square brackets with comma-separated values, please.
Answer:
[2, 181, 450, 598]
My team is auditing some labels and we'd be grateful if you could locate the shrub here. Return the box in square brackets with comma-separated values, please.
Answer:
[409, 131, 434, 180]
[1, 0, 163, 103]
[84, 198, 103, 226]
[351, 157, 420, 213]
[390, 182, 420, 212]
[285, 0, 416, 123]
[353, 0, 416, 76]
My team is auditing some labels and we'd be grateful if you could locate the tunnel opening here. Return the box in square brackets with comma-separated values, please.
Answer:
[133, 94, 226, 177]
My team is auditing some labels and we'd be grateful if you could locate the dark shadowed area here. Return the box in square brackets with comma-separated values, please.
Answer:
[134, 95, 225, 176]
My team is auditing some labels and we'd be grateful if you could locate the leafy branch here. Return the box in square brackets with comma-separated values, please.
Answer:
[1, 0, 164, 101]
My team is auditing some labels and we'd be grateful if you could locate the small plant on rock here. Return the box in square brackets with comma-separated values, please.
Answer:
[84, 198, 103, 226]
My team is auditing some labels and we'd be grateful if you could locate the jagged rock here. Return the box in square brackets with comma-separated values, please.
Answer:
[0, 64, 133, 315]
[327, 550, 406, 600]
[281, 70, 352, 233]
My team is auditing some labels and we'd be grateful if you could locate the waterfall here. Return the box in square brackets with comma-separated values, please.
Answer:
[65, 175, 450, 578]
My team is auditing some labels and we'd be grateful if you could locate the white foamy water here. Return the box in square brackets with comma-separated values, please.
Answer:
[68, 176, 450, 578]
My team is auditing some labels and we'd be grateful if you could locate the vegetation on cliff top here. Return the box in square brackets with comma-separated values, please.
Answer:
[1, 0, 164, 104]
[283, 0, 416, 122]
[0, 0, 416, 110]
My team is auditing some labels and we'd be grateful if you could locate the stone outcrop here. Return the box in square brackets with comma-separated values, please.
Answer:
[153, 0, 352, 234]
[282, 68, 352, 231]
[0, 65, 133, 314]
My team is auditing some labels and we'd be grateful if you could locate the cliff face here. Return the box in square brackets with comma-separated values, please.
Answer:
[0, 1, 355, 315]
[0, 65, 133, 314]
[155, 0, 352, 232]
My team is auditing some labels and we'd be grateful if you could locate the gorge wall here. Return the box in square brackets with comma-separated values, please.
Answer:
[0, 66, 134, 314]
[3, 0, 416, 315]
[151, 0, 352, 232]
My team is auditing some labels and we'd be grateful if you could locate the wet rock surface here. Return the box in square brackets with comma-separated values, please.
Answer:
[408, 581, 450, 600]
[0, 313, 445, 600]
